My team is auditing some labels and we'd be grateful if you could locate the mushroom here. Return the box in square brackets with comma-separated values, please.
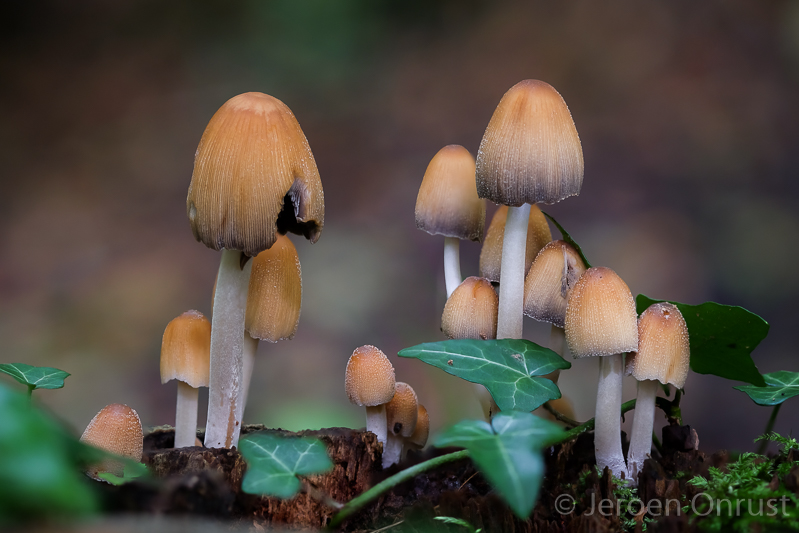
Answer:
[383, 382, 419, 468]
[479, 205, 552, 284]
[441, 276, 498, 341]
[160, 310, 211, 448]
[405, 404, 430, 457]
[187, 92, 324, 448]
[345, 345, 396, 449]
[626, 303, 690, 482]
[80, 403, 143, 481]
[476, 80, 583, 340]
[565, 267, 638, 479]
[415, 145, 485, 298]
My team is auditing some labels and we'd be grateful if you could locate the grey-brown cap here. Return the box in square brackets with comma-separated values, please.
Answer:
[479, 205, 552, 283]
[187, 92, 324, 257]
[80, 403, 143, 479]
[523, 241, 587, 328]
[627, 303, 690, 388]
[407, 404, 430, 449]
[345, 345, 396, 407]
[245, 234, 302, 342]
[565, 267, 638, 358]
[386, 382, 418, 438]
[415, 145, 485, 242]
[441, 276, 498, 340]
[160, 310, 211, 388]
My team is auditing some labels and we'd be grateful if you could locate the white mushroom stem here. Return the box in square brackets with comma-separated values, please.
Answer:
[443, 237, 462, 298]
[365, 404, 388, 447]
[496, 203, 531, 340]
[627, 379, 659, 483]
[205, 249, 253, 449]
[383, 433, 404, 468]
[174, 381, 200, 448]
[239, 332, 259, 415]
[595, 354, 629, 480]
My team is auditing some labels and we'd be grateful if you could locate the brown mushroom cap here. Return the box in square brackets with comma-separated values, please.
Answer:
[345, 345, 396, 407]
[479, 205, 552, 283]
[415, 145, 485, 242]
[160, 310, 211, 388]
[441, 276, 498, 340]
[245, 234, 302, 342]
[523, 241, 587, 328]
[565, 267, 638, 358]
[476, 80, 583, 206]
[407, 404, 430, 449]
[386, 382, 419, 438]
[187, 92, 324, 257]
[627, 303, 690, 388]
[80, 403, 143, 478]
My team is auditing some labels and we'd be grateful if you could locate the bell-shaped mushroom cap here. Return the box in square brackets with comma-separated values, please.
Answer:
[407, 404, 430, 449]
[479, 205, 552, 282]
[245, 234, 302, 342]
[187, 92, 324, 257]
[565, 267, 638, 358]
[160, 310, 211, 388]
[386, 382, 418, 438]
[523, 241, 587, 328]
[627, 303, 690, 388]
[415, 145, 485, 242]
[80, 403, 143, 479]
[476, 80, 583, 207]
[441, 276, 498, 340]
[345, 345, 396, 407]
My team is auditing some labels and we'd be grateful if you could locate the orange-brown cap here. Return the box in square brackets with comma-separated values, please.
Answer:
[476, 80, 583, 206]
[565, 267, 638, 358]
[245, 234, 302, 342]
[80, 403, 143, 479]
[441, 276, 498, 340]
[386, 382, 418, 438]
[345, 345, 396, 407]
[160, 310, 211, 387]
[523, 241, 587, 328]
[407, 404, 430, 449]
[627, 303, 690, 388]
[187, 92, 324, 257]
[415, 145, 485, 242]
[479, 205, 552, 282]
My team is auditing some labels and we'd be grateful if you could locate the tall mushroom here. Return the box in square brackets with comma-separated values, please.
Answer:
[345, 345, 396, 449]
[187, 92, 323, 448]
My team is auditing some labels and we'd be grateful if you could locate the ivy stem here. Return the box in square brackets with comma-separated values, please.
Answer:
[302, 479, 343, 510]
[542, 401, 582, 428]
[756, 404, 782, 455]
[26, 385, 33, 402]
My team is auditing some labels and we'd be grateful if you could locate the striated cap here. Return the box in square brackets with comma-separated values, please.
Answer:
[407, 404, 430, 449]
[441, 276, 498, 340]
[386, 382, 418, 438]
[476, 80, 583, 206]
[246, 234, 302, 342]
[187, 92, 324, 257]
[565, 267, 638, 358]
[523, 241, 587, 328]
[479, 205, 551, 282]
[627, 303, 690, 388]
[345, 345, 396, 407]
[80, 403, 143, 479]
[160, 310, 211, 387]
[415, 145, 485, 242]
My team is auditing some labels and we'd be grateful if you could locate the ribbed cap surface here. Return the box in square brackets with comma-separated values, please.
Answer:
[345, 345, 396, 407]
[386, 382, 418, 438]
[407, 404, 430, 448]
[523, 241, 587, 328]
[187, 92, 324, 257]
[245, 234, 302, 342]
[627, 303, 690, 387]
[160, 310, 211, 387]
[476, 80, 583, 206]
[479, 204, 551, 282]
[415, 145, 485, 242]
[565, 267, 638, 358]
[80, 403, 143, 479]
[441, 276, 498, 340]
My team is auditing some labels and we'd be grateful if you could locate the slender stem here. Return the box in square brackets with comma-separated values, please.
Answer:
[496, 203, 531, 340]
[756, 404, 782, 455]
[26, 385, 33, 402]
[240, 332, 258, 416]
[302, 479, 343, 510]
[560, 399, 636, 443]
[365, 404, 388, 449]
[594, 354, 628, 479]
[175, 381, 199, 448]
[542, 401, 581, 428]
[382, 433, 403, 468]
[627, 379, 658, 483]
[443, 237, 462, 298]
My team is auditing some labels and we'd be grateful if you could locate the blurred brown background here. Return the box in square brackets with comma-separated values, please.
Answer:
[2, 0, 798, 454]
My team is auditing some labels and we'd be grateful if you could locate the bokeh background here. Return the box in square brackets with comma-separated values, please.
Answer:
[2, 0, 798, 454]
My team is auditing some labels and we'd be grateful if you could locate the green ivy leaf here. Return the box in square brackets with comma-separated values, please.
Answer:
[398, 339, 570, 412]
[96, 460, 149, 485]
[240, 432, 333, 499]
[734, 371, 799, 406]
[0, 363, 70, 391]
[635, 295, 767, 386]
[434, 411, 563, 518]
[541, 212, 592, 268]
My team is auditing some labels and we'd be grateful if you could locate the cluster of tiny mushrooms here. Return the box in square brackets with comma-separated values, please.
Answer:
[77, 81, 691, 489]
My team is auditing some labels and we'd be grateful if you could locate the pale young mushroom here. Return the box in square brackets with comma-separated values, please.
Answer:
[345, 345, 396, 449]
[383, 382, 418, 468]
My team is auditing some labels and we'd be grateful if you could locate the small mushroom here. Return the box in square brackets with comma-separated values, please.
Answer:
[479, 205, 552, 284]
[345, 345, 396, 449]
[80, 403, 143, 481]
[405, 404, 430, 458]
[441, 276, 498, 341]
[383, 382, 418, 468]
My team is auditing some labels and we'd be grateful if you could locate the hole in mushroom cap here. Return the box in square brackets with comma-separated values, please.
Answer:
[393, 422, 403, 435]
[276, 189, 320, 242]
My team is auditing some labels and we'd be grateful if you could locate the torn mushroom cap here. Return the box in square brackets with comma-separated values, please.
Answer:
[415, 145, 485, 242]
[441, 276, 498, 340]
[245, 234, 302, 342]
[407, 404, 430, 449]
[80, 403, 143, 479]
[187, 92, 324, 257]
[345, 345, 396, 407]
[523, 241, 587, 328]
[479, 204, 552, 283]
[160, 310, 211, 388]
[386, 382, 418, 438]
[627, 303, 690, 388]
[476, 79, 584, 207]
[565, 267, 638, 358]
